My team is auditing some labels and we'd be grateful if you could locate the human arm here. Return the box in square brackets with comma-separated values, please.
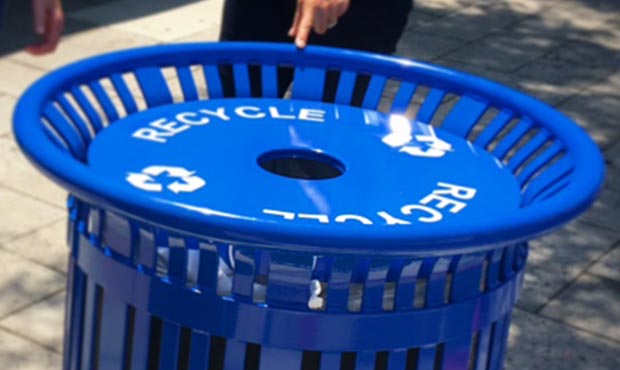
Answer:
[26, 0, 64, 55]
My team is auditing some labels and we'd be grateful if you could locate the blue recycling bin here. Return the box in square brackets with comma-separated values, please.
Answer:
[14, 43, 603, 370]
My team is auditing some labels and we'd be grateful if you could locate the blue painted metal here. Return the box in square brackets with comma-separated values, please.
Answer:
[390, 81, 417, 113]
[73, 233, 524, 351]
[97, 291, 129, 370]
[224, 339, 246, 370]
[188, 331, 211, 370]
[63, 259, 85, 370]
[14, 43, 605, 252]
[13, 43, 604, 370]
[387, 349, 407, 370]
[111, 73, 139, 114]
[159, 321, 182, 370]
[79, 279, 100, 370]
[84, 98, 521, 240]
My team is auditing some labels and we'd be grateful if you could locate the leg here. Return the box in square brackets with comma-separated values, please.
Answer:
[219, 0, 294, 43]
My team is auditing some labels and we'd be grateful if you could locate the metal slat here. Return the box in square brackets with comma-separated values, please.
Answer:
[261, 65, 278, 98]
[97, 291, 128, 370]
[293, 66, 326, 100]
[188, 332, 211, 370]
[390, 82, 417, 113]
[135, 67, 174, 106]
[204, 65, 224, 98]
[259, 348, 302, 370]
[507, 129, 551, 172]
[177, 66, 199, 101]
[232, 248, 255, 302]
[266, 253, 313, 310]
[523, 157, 573, 205]
[233, 64, 252, 97]
[89, 81, 120, 122]
[474, 110, 513, 148]
[111, 73, 139, 114]
[440, 96, 489, 138]
[334, 71, 357, 105]
[361, 75, 388, 109]
[517, 142, 564, 187]
[57, 94, 93, 144]
[416, 88, 446, 124]
[71, 86, 104, 133]
[492, 118, 533, 160]
[43, 103, 86, 160]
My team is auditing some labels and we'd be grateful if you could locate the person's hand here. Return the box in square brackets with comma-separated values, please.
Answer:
[25, 0, 65, 55]
[288, 0, 350, 49]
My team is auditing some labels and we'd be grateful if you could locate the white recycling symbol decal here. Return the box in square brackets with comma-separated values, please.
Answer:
[126, 166, 206, 194]
[399, 128, 453, 158]
[382, 115, 453, 158]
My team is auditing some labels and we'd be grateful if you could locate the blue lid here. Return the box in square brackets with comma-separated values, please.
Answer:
[13, 43, 604, 255]
[88, 98, 521, 233]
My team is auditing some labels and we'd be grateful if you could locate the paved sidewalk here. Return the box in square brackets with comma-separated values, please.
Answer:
[0, 0, 618, 369]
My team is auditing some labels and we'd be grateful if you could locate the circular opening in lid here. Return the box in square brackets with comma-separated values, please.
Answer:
[257, 149, 345, 180]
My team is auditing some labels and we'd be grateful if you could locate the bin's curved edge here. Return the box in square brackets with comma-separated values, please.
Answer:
[13, 42, 606, 256]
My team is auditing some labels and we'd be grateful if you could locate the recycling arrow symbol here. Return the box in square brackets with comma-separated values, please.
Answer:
[400, 131, 453, 158]
[126, 165, 206, 194]
[382, 117, 453, 158]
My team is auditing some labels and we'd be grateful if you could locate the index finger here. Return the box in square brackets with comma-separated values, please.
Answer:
[295, 9, 314, 49]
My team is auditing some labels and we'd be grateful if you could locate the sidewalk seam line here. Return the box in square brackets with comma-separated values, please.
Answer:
[0, 325, 63, 355]
[0, 182, 66, 211]
[534, 239, 620, 313]
[0, 288, 66, 322]
[0, 243, 67, 276]
[514, 306, 620, 346]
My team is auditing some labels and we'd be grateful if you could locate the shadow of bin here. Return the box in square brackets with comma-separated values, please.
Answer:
[13, 43, 604, 370]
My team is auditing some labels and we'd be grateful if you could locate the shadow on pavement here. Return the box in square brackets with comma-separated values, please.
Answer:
[396, 1, 620, 149]
[0, 0, 203, 56]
